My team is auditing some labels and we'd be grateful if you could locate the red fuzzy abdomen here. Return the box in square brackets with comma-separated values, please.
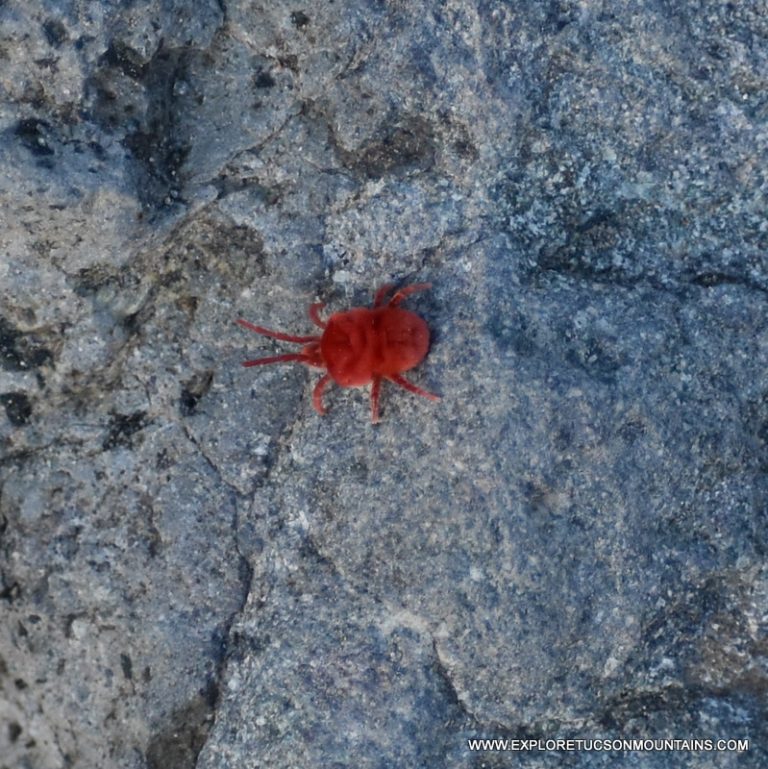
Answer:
[321, 307, 430, 387]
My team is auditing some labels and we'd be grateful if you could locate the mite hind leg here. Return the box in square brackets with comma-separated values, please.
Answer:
[312, 373, 332, 415]
[242, 353, 308, 368]
[370, 375, 383, 424]
[387, 373, 440, 401]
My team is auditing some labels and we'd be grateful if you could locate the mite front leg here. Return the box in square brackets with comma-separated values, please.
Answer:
[388, 283, 431, 307]
[373, 284, 396, 307]
[309, 302, 327, 329]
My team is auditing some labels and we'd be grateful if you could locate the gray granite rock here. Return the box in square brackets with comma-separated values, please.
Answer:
[1, 1, 767, 768]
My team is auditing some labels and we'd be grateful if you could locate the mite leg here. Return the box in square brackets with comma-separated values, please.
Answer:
[309, 302, 326, 329]
[312, 373, 332, 415]
[370, 375, 382, 424]
[388, 283, 432, 306]
[387, 373, 440, 401]
[236, 319, 318, 344]
[242, 353, 308, 368]
[373, 284, 396, 307]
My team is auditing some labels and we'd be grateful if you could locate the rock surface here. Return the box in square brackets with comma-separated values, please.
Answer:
[1, 1, 766, 768]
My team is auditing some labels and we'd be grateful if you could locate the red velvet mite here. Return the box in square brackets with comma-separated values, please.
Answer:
[236, 283, 439, 423]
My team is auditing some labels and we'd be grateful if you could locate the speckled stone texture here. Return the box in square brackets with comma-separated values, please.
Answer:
[1, 1, 767, 768]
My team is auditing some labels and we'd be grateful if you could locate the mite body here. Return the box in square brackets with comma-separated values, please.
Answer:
[237, 283, 439, 423]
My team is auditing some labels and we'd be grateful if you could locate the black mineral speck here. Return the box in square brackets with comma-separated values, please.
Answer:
[180, 371, 214, 416]
[290, 11, 310, 29]
[146, 695, 216, 769]
[102, 411, 148, 450]
[253, 70, 276, 89]
[0, 317, 53, 371]
[1, 578, 21, 604]
[15, 119, 54, 157]
[1, 392, 32, 426]
[120, 653, 133, 680]
[43, 19, 67, 48]
[101, 40, 147, 80]
[350, 118, 436, 179]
